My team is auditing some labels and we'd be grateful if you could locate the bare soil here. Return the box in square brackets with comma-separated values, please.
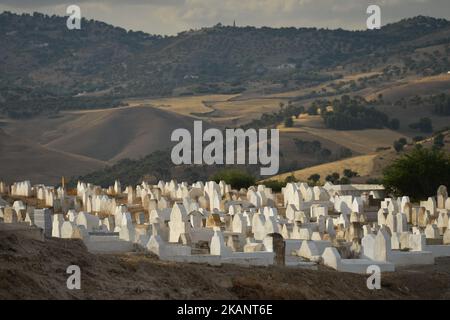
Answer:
[0, 231, 449, 300]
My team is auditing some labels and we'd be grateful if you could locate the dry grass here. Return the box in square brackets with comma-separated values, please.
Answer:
[268, 154, 377, 183]
[278, 114, 406, 154]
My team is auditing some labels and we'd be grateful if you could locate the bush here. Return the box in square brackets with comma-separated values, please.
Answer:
[308, 173, 321, 183]
[210, 169, 256, 189]
[409, 117, 433, 133]
[284, 175, 298, 183]
[325, 172, 340, 183]
[382, 146, 450, 200]
[389, 118, 400, 130]
[433, 133, 445, 150]
[343, 169, 358, 178]
[393, 140, 404, 152]
[262, 180, 285, 192]
[284, 117, 294, 127]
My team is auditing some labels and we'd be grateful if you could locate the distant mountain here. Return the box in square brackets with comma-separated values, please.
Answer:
[1, 12, 450, 118]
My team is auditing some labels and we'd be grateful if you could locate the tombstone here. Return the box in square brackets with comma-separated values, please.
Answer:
[434, 187, 445, 206]
[317, 215, 326, 234]
[281, 224, 290, 239]
[264, 216, 279, 236]
[396, 213, 408, 233]
[313, 186, 329, 201]
[310, 205, 327, 219]
[4, 207, 18, 223]
[338, 213, 349, 229]
[361, 225, 372, 237]
[114, 179, 121, 195]
[178, 233, 192, 246]
[409, 233, 426, 251]
[399, 232, 410, 249]
[377, 208, 387, 225]
[263, 233, 285, 266]
[146, 234, 165, 256]
[127, 186, 136, 205]
[189, 211, 204, 230]
[443, 228, 450, 245]
[298, 227, 312, 240]
[391, 232, 401, 250]
[361, 234, 376, 260]
[386, 212, 397, 234]
[437, 212, 449, 235]
[168, 203, 191, 243]
[252, 213, 266, 241]
[326, 217, 336, 239]
[119, 215, 135, 242]
[61, 221, 83, 239]
[148, 199, 158, 212]
[206, 213, 221, 228]
[322, 247, 341, 270]
[34, 208, 52, 237]
[346, 223, 363, 242]
[298, 240, 320, 261]
[24, 210, 34, 225]
[210, 229, 231, 257]
[67, 210, 78, 223]
[224, 235, 238, 252]
[417, 207, 427, 227]
[425, 224, 440, 239]
[403, 202, 413, 224]
[352, 198, 364, 214]
[52, 214, 64, 238]
[135, 212, 146, 225]
[102, 216, 114, 232]
[76, 212, 100, 232]
[420, 197, 436, 216]
[374, 228, 391, 262]
[232, 213, 247, 234]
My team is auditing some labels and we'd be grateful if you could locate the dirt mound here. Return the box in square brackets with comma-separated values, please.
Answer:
[1, 231, 449, 300]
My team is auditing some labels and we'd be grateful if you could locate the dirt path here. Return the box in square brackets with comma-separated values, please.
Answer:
[0, 232, 449, 300]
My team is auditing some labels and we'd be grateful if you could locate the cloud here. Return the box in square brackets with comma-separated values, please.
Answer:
[0, 0, 449, 35]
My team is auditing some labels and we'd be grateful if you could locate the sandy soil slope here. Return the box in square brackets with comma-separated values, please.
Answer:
[0, 231, 449, 300]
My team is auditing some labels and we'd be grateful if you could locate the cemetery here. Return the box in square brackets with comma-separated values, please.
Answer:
[1, 177, 450, 298]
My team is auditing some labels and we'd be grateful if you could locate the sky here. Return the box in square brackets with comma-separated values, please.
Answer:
[0, 0, 449, 35]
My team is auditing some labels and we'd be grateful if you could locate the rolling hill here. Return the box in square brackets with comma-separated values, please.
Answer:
[2, 105, 199, 162]
[2, 12, 450, 118]
[0, 128, 106, 184]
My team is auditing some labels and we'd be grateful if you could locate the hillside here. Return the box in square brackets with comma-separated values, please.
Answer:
[267, 131, 450, 184]
[0, 128, 106, 184]
[1, 231, 450, 299]
[2, 105, 200, 162]
[2, 12, 450, 118]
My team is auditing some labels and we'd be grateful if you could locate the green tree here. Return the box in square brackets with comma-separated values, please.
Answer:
[393, 140, 404, 152]
[433, 133, 445, 150]
[308, 174, 321, 184]
[389, 118, 400, 130]
[382, 146, 450, 200]
[261, 180, 285, 192]
[284, 116, 294, 127]
[409, 117, 433, 133]
[343, 169, 358, 178]
[210, 169, 255, 189]
[284, 175, 298, 183]
[338, 177, 351, 184]
[325, 172, 340, 183]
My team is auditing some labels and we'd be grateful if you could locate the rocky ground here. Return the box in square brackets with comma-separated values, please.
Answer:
[1, 231, 449, 300]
